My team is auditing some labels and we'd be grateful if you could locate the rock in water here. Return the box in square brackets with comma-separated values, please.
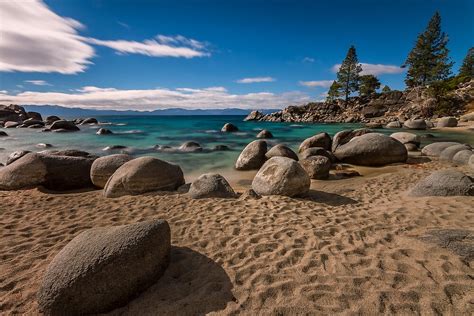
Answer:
[452, 150, 473, 165]
[90, 154, 133, 188]
[37, 220, 171, 315]
[244, 110, 263, 121]
[252, 156, 310, 197]
[45, 115, 61, 124]
[49, 120, 80, 132]
[96, 128, 113, 135]
[439, 144, 471, 162]
[421, 142, 460, 157]
[409, 170, 474, 197]
[188, 173, 236, 199]
[0, 131, 8, 137]
[334, 133, 407, 166]
[300, 155, 331, 180]
[235, 140, 267, 170]
[386, 121, 402, 128]
[256, 129, 273, 139]
[80, 117, 98, 125]
[104, 157, 185, 198]
[179, 141, 203, 152]
[265, 144, 298, 161]
[221, 123, 238, 132]
[298, 132, 332, 152]
[403, 119, 427, 130]
[437, 117, 458, 127]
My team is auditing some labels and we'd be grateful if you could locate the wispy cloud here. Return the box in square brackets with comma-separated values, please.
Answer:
[236, 77, 276, 84]
[0, 86, 310, 111]
[299, 80, 333, 88]
[302, 57, 315, 63]
[25, 80, 52, 86]
[331, 63, 404, 76]
[117, 21, 130, 29]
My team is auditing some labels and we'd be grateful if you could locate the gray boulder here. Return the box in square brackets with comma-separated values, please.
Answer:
[252, 156, 310, 197]
[97, 128, 113, 135]
[403, 119, 427, 130]
[300, 147, 336, 162]
[80, 117, 98, 125]
[332, 129, 373, 152]
[90, 154, 133, 188]
[409, 170, 474, 196]
[179, 141, 203, 152]
[40, 154, 96, 190]
[299, 132, 332, 152]
[188, 173, 236, 199]
[390, 132, 421, 148]
[265, 144, 298, 161]
[256, 129, 273, 139]
[386, 121, 402, 128]
[49, 120, 80, 132]
[300, 156, 331, 180]
[452, 150, 473, 165]
[104, 157, 184, 198]
[469, 155, 474, 170]
[5, 150, 31, 165]
[0, 153, 47, 190]
[221, 123, 238, 132]
[421, 142, 460, 157]
[334, 133, 407, 166]
[4, 121, 20, 128]
[437, 117, 458, 127]
[460, 112, 474, 122]
[45, 115, 61, 124]
[235, 140, 267, 170]
[439, 144, 471, 162]
[37, 220, 171, 315]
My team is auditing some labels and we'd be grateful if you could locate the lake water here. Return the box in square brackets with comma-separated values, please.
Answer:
[1, 115, 473, 175]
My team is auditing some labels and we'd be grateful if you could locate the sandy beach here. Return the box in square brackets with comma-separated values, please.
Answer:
[1, 158, 472, 315]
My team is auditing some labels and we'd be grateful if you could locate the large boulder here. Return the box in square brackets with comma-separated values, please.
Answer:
[403, 119, 427, 130]
[38, 220, 171, 315]
[300, 147, 336, 162]
[437, 117, 458, 127]
[40, 154, 95, 190]
[0, 153, 47, 190]
[90, 154, 133, 188]
[452, 150, 473, 165]
[256, 129, 273, 139]
[0, 104, 26, 122]
[298, 132, 332, 152]
[4, 121, 20, 128]
[22, 118, 44, 127]
[104, 157, 184, 198]
[221, 123, 238, 132]
[45, 115, 61, 125]
[334, 133, 407, 166]
[43, 149, 97, 159]
[390, 132, 421, 148]
[179, 141, 203, 152]
[49, 120, 80, 132]
[300, 156, 331, 180]
[235, 140, 267, 170]
[421, 142, 460, 157]
[252, 156, 310, 197]
[188, 173, 236, 199]
[409, 170, 474, 197]
[5, 150, 31, 165]
[332, 129, 373, 152]
[265, 144, 298, 161]
[439, 144, 471, 162]
[27, 111, 42, 121]
[80, 117, 98, 125]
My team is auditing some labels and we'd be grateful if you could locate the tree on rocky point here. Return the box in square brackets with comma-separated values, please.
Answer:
[326, 81, 342, 102]
[359, 75, 381, 96]
[382, 85, 391, 93]
[459, 47, 473, 78]
[336, 45, 362, 104]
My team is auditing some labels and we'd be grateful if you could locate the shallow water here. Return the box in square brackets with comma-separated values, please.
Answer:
[1, 115, 473, 175]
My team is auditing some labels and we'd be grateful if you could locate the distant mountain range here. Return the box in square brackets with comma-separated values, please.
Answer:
[23, 105, 279, 117]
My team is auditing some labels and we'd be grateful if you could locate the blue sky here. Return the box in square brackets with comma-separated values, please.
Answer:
[0, 0, 472, 110]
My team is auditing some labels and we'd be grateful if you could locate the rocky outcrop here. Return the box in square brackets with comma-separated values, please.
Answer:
[235, 140, 267, 170]
[38, 220, 171, 315]
[252, 157, 310, 197]
[244, 110, 264, 121]
[409, 170, 474, 196]
[90, 154, 133, 188]
[188, 173, 236, 199]
[0, 104, 27, 122]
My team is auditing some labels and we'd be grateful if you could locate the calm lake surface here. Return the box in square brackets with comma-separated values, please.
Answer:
[1, 115, 473, 175]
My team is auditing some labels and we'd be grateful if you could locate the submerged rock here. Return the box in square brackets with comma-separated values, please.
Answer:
[37, 220, 171, 315]
[0, 131, 8, 137]
[256, 129, 273, 139]
[265, 144, 298, 161]
[221, 123, 238, 132]
[188, 173, 236, 199]
[213, 144, 230, 151]
[179, 141, 203, 152]
[409, 170, 474, 196]
[235, 140, 267, 170]
[298, 132, 332, 152]
[97, 128, 113, 135]
[90, 154, 133, 188]
[49, 120, 80, 132]
[299, 155, 331, 180]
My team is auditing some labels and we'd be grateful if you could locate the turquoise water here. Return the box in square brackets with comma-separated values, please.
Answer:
[1, 115, 473, 174]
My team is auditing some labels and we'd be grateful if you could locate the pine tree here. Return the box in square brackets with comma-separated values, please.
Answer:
[459, 47, 473, 77]
[403, 11, 453, 87]
[359, 75, 381, 96]
[326, 81, 342, 102]
[336, 45, 362, 104]
[382, 85, 391, 93]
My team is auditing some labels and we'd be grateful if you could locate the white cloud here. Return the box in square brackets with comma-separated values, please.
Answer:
[236, 77, 276, 84]
[85, 35, 209, 58]
[0, 90, 8, 94]
[0, 87, 311, 111]
[331, 63, 404, 76]
[0, 0, 94, 74]
[25, 80, 52, 86]
[299, 80, 333, 88]
[302, 57, 315, 63]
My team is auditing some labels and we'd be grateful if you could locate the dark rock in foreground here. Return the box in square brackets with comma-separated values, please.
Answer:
[409, 170, 474, 197]
[38, 220, 171, 315]
[188, 173, 236, 199]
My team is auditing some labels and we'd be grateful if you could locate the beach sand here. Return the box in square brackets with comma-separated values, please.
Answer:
[1, 159, 473, 315]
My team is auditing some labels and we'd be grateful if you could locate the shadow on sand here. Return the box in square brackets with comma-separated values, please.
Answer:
[109, 247, 235, 315]
[301, 189, 359, 206]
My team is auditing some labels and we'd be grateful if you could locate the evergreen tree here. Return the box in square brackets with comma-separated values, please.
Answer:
[326, 80, 342, 102]
[459, 47, 473, 77]
[382, 85, 391, 93]
[336, 45, 362, 104]
[403, 11, 453, 87]
[359, 75, 381, 96]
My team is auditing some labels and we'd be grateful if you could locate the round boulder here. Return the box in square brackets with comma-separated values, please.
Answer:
[27, 111, 42, 121]
[386, 121, 402, 128]
[221, 123, 238, 132]
[334, 133, 407, 166]
[300, 156, 331, 180]
[300, 147, 336, 162]
[49, 120, 80, 132]
[188, 173, 236, 199]
[5, 150, 31, 165]
[179, 141, 203, 152]
[45, 115, 61, 125]
[452, 150, 473, 165]
[0, 153, 47, 190]
[299, 132, 332, 152]
[252, 156, 310, 197]
[103, 157, 185, 198]
[421, 142, 460, 157]
[403, 119, 427, 130]
[332, 129, 373, 152]
[235, 140, 267, 170]
[97, 128, 113, 135]
[390, 132, 421, 147]
[437, 117, 458, 127]
[265, 144, 298, 161]
[90, 154, 133, 188]
[38, 220, 171, 315]
[256, 129, 273, 139]
[409, 170, 474, 197]
[439, 144, 471, 162]
[80, 117, 98, 125]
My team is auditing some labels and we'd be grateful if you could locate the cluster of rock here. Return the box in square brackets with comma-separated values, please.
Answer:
[244, 80, 473, 124]
[0, 104, 100, 133]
